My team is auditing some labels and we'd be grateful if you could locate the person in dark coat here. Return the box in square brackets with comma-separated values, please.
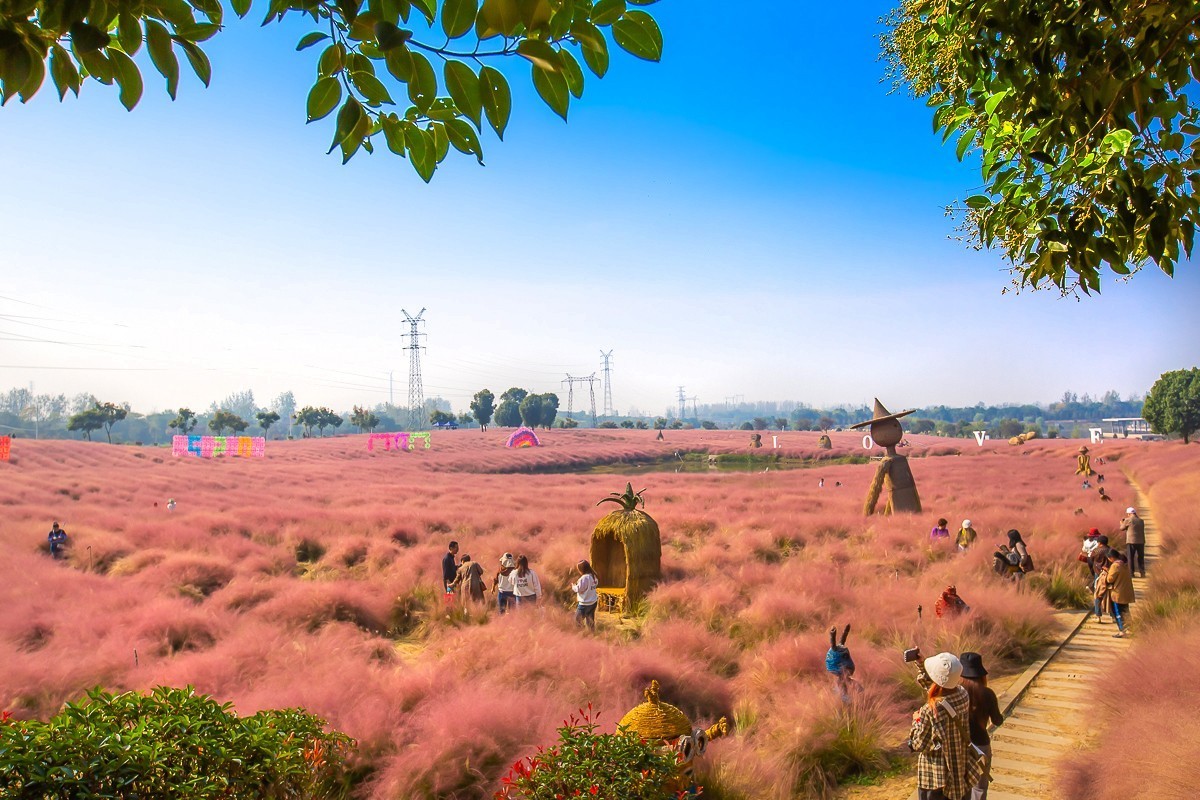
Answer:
[959, 652, 1003, 800]
[441, 540, 459, 591]
[1120, 507, 1146, 578]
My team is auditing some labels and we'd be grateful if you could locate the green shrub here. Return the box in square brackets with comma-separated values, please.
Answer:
[0, 686, 355, 799]
[1027, 564, 1092, 609]
[496, 706, 684, 800]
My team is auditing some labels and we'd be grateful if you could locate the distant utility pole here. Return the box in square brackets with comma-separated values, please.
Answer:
[599, 350, 614, 417]
[563, 373, 599, 427]
[677, 386, 687, 420]
[690, 396, 699, 419]
[402, 308, 426, 428]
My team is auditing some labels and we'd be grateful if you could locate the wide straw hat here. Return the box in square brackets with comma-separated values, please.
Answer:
[1078, 446, 1090, 454]
[850, 398, 916, 430]
[618, 680, 692, 739]
[959, 652, 988, 679]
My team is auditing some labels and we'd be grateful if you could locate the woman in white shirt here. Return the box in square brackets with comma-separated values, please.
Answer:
[511, 555, 542, 607]
[572, 559, 599, 630]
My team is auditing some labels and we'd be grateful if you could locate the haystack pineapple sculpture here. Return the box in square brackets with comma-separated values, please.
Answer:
[1076, 446, 1093, 476]
[852, 398, 922, 515]
[619, 680, 728, 795]
[591, 483, 661, 611]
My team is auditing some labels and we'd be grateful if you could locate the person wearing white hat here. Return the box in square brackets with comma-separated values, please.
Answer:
[909, 652, 973, 800]
[955, 519, 977, 552]
[492, 553, 517, 614]
[1120, 507, 1146, 578]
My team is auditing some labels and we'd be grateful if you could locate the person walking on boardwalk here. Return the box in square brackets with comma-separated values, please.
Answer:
[908, 652, 974, 800]
[1090, 548, 1113, 624]
[1105, 548, 1136, 638]
[959, 652, 1003, 800]
[1120, 507, 1146, 578]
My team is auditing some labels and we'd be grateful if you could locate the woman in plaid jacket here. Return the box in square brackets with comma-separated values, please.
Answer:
[908, 652, 973, 800]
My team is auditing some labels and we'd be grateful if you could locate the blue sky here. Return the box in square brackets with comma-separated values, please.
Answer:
[1, 0, 1197, 416]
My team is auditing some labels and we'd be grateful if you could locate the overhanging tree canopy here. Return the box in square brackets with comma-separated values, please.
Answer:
[884, 0, 1199, 294]
[0, 0, 663, 181]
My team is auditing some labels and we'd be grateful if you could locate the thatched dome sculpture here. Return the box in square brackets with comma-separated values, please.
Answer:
[619, 680, 692, 739]
[817, 434, 832, 450]
[590, 483, 661, 611]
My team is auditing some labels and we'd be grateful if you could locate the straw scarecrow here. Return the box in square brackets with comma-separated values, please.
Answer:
[590, 484, 662, 611]
[619, 680, 728, 795]
[852, 398, 921, 515]
[1076, 446, 1093, 476]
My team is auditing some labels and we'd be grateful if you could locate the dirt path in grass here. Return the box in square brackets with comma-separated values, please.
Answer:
[861, 487, 1159, 800]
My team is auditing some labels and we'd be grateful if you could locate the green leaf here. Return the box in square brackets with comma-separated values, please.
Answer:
[374, 20, 412, 50]
[446, 118, 484, 163]
[404, 122, 435, 181]
[384, 46, 412, 81]
[441, 0, 478, 39]
[407, 50, 436, 111]
[117, 13, 142, 55]
[965, 195, 990, 209]
[296, 32, 329, 50]
[409, 0, 435, 24]
[232, 0, 252, 18]
[590, 0, 625, 25]
[351, 70, 394, 105]
[175, 39, 212, 86]
[611, 10, 661, 61]
[77, 48, 113, 85]
[318, 43, 346, 77]
[431, 120, 449, 161]
[307, 76, 341, 121]
[381, 113, 406, 155]
[329, 96, 364, 153]
[17, 51, 45, 102]
[983, 89, 1008, 116]
[573, 23, 608, 77]
[108, 48, 143, 110]
[69, 21, 111, 53]
[444, 60, 481, 128]
[558, 47, 583, 98]
[955, 129, 976, 160]
[532, 63, 568, 120]
[175, 23, 220, 42]
[49, 45, 81, 100]
[478, 0, 521, 38]
[478, 65, 510, 139]
[145, 20, 179, 99]
[516, 39, 559, 72]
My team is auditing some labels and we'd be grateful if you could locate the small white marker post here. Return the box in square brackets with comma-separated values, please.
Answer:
[1089, 427, 1103, 444]
[862, 434, 874, 450]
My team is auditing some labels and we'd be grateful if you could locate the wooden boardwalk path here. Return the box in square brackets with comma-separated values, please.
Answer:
[905, 491, 1159, 800]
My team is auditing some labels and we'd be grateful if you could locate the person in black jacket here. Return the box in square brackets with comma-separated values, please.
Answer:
[960, 652, 1003, 800]
[441, 541, 459, 591]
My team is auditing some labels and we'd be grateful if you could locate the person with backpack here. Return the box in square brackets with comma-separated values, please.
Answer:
[1007, 529, 1033, 577]
[908, 652, 976, 800]
[46, 522, 68, 559]
[955, 520, 977, 552]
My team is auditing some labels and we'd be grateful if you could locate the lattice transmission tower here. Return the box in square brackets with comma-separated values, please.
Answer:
[563, 373, 599, 427]
[677, 386, 687, 420]
[599, 350, 614, 417]
[402, 308, 426, 428]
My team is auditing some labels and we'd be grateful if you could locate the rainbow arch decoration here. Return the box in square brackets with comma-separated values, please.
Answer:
[506, 427, 541, 448]
[0, 435, 10, 462]
[172, 435, 265, 458]
[367, 432, 432, 452]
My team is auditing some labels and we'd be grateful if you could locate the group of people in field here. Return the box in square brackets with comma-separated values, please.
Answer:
[1079, 507, 1145, 638]
[927, 515, 1036, 583]
[439, 541, 602, 630]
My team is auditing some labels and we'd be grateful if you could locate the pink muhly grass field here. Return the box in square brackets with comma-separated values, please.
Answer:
[0, 431, 1165, 798]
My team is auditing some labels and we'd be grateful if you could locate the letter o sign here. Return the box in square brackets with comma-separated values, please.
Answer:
[862, 434, 874, 450]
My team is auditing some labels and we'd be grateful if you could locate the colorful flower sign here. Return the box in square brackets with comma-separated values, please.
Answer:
[367, 432, 431, 451]
[506, 427, 540, 448]
[172, 435, 265, 458]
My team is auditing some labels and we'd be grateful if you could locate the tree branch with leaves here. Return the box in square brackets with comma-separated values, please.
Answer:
[1, 0, 663, 181]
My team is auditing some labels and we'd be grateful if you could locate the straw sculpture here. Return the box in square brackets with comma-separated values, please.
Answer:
[1076, 446, 1093, 476]
[817, 434, 832, 450]
[590, 483, 662, 610]
[852, 398, 921, 515]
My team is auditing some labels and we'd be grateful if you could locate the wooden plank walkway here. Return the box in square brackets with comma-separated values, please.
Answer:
[905, 491, 1158, 800]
